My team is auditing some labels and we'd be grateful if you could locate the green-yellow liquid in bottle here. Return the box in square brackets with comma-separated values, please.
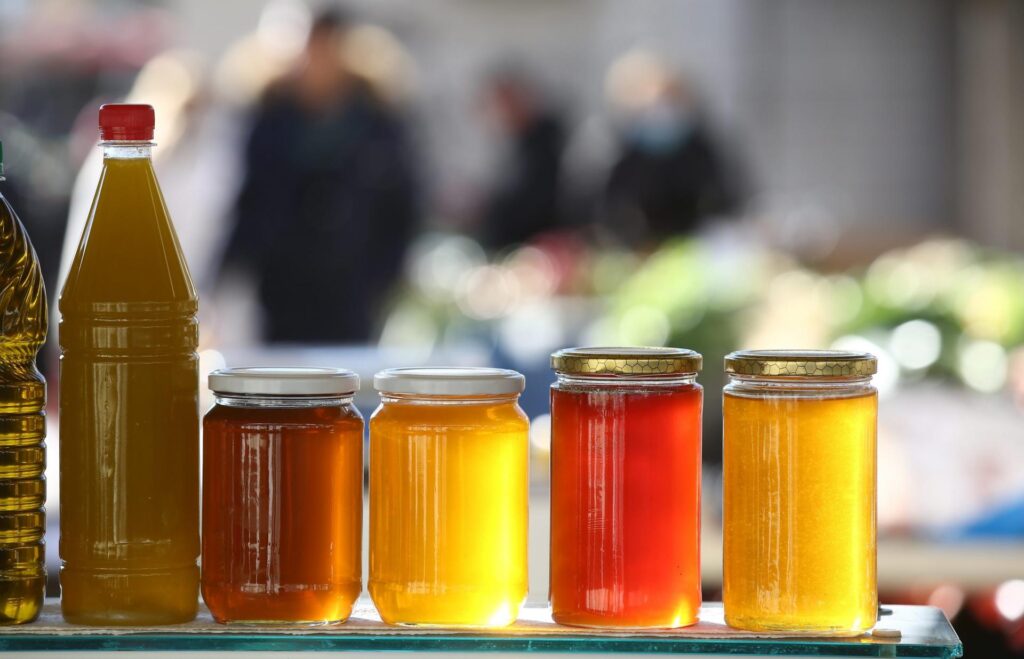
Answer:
[59, 140, 199, 625]
[0, 141, 48, 624]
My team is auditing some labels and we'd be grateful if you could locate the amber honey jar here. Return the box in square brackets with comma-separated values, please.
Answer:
[723, 350, 878, 634]
[369, 367, 529, 627]
[201, 367, 363, 625]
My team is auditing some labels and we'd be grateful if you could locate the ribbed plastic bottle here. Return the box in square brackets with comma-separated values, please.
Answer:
[59, 105, 199, 625]
[0, 140, 48, 625]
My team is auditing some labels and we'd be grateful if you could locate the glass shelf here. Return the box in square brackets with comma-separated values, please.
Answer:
[0, 600, 962, 656]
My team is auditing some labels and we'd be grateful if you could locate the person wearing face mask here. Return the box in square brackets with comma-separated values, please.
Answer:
[602, 54, 739, 248]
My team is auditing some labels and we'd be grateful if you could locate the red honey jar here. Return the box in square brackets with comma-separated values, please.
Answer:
[549, 347, 703, 628]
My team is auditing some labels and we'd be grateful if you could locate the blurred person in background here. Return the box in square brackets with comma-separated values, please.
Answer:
[220, 7, 419, 343]
[477, 65, 567, 251]
[602, 50, 740, 248]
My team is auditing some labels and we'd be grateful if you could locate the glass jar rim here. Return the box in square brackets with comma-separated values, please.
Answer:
[724, 349, 877, 377]
[551, 346, 702, 376]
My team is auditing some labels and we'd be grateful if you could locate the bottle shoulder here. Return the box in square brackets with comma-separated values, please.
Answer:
[0, 193, 48, 350]
[60, 159, 196, 310]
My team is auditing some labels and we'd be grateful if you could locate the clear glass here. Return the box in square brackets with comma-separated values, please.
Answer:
[549, 373, 702, 628]
[369, 392, 528, 627]
[723, 373, 878, 634]
[201, 393, 363, 625]
[0, 188, 47, 625]
[59, 140, 199, 625]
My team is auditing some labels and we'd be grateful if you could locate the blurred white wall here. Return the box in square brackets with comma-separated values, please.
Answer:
[734, 0, 955, 232]
[956, 0, 1024, 249]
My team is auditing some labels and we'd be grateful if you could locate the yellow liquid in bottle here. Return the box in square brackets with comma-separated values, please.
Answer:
[59, 148, 199, 625]
[723, 392, 877, 634]
[0, 187, 47, 625]
[369, 397, 528, 627]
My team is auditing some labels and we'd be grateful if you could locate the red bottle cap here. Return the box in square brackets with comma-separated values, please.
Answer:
[98, 104, 155, 141]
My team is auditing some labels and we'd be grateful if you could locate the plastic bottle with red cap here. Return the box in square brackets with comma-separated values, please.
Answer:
[59, 104, 200, 625]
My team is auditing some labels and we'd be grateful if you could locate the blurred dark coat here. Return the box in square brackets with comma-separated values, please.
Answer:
[482, 113, 565, 249]
[224, 81, 418, 343]
[605, 124, 736, 244]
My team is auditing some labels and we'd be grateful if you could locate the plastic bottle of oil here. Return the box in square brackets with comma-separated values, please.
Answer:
[0, 140, 48, 625]
[59, 105, 199, 625]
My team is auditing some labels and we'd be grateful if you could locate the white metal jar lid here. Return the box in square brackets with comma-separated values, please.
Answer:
[209, 367, 360, 396]
[373, 367, 525, 396]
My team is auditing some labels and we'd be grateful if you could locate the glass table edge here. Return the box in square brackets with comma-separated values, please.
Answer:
[0, 633, 964, 656]
[0, 602, 962, 656]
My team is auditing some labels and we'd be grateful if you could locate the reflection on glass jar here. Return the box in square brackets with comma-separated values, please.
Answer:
[549, 347, 703, 629]
[723, 350, 878, 635]
[370, 368, 528, 627]
[201, 368, 363, 625]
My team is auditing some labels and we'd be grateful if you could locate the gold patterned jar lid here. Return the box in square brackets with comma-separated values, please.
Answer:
[724, 349, 877, 377]
[551, 347, 702, 376]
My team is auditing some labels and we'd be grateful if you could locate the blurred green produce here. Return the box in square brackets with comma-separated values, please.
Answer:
[386, 234, 1024, 398]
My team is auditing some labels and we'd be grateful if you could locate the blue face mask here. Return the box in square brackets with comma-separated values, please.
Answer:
[627, 103, 692, 155]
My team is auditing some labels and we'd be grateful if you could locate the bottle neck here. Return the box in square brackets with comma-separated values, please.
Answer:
[102, 142, 154, 160]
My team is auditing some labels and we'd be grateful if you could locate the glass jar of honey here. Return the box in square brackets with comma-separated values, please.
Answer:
[369, 367, 528, 627]
[549, 347, 703, 628]
[201, 367, 363, 625]
[723, 350, 878, 634]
